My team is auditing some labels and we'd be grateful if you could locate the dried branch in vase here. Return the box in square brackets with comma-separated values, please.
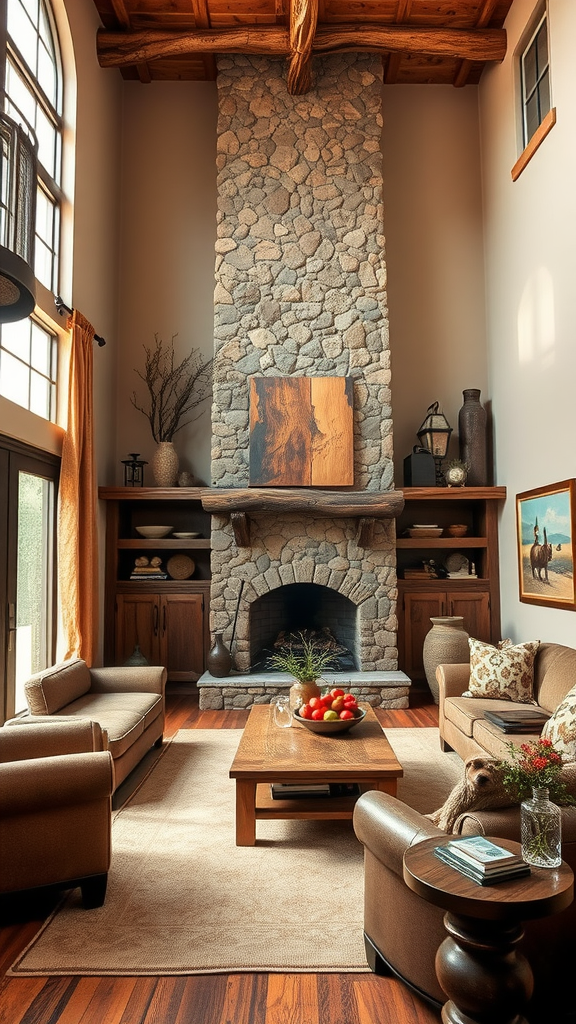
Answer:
[131, 334, 213, 443]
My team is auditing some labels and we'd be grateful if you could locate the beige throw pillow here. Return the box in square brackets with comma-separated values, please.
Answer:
[541, 684, 576, 761]
[462, 637, 540, 703]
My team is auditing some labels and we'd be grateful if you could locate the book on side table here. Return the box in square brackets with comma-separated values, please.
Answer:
[434, 836, 531, 886]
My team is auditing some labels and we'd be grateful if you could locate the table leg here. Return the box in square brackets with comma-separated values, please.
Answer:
[373, 779, 398, 797]
[436, 912, 533, 1024]
[235, 780, 257, 846]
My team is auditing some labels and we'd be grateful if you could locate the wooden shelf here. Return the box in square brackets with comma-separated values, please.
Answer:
[118, 538, 211, 549]
[397, 537, 488, 549]
[402, 486, 506, 501]
[99, 486, 207, 501]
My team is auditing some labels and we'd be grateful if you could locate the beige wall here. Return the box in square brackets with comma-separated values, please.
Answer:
[111, 80, 489, 492]
[480, 0, 576, 645]
[382, 86, 488, 487]
[113, 82, 218, 487]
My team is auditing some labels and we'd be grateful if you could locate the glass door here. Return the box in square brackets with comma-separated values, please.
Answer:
[0, 439, 59, 722]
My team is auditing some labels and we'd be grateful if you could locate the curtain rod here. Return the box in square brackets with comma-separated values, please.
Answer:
[55, 296, 106, 346]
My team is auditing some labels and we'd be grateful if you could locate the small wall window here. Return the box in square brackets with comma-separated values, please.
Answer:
[520, 10, 551, 148]
[512, 4, 556, 182]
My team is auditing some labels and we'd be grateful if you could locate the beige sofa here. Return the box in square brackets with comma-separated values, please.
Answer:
[437, 641, 576, 760]
[6, 658, 167, 789]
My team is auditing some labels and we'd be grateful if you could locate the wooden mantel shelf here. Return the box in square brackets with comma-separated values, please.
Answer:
[200, 487, 405, 548]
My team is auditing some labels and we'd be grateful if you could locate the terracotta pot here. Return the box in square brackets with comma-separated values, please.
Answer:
[422, 616, 470, 704]
[152, 441, 179, 487]
[289, 679, 321, 711]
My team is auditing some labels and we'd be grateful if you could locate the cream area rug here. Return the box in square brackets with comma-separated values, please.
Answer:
[8, 727, 462, 977]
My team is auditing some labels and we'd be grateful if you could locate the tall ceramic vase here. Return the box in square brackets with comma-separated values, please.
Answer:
[152, 441, 179, 487]
[422, 616, 470, 704]
[206, 633, 232, 678]
[458, 389, 487, 487]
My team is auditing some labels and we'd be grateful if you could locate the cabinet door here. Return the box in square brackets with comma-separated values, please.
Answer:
[448, 590, 491, 643]
[115, 594, 161, 666]
[400, 591, 446, 681]
[160, 594, 205, 682]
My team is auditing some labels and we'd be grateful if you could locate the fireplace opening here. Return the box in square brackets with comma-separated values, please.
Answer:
[249, 583, 359, 671]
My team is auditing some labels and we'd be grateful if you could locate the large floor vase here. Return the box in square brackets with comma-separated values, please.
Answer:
[152, 441, 179, 487]
[423, 616, 470, 704]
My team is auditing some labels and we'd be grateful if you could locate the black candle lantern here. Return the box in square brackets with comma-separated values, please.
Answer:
[122, 453, 147, 487]
[416, 403, 452, 486]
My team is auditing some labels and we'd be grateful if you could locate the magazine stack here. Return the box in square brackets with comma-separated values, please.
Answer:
[434, 835, 531, 886]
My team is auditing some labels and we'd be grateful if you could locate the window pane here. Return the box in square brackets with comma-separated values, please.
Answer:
[523, 44, 537, 100]
[29, 369, 50, 417]
[31, 322, 50, 373]
[5, 63, 36, 127]
[34, 237, 53, 289]
[16, 0, 40, 25]
[525, 92, 540, 144]
[38, 38, 57, 107]
[539, 70, 551, 121]
[536, 25, 549, 78]
[7, 1, 38, 78]
[15, 472, 53, 713]
[0, 350, 29, 408]
[35, 105, 57, 176]
[1, 319, 30, 360]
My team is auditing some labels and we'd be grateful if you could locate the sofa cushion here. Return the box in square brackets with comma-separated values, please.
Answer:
[444, 696, 536, 739]
[541, 684, 576, 762]
[54, 693, 163, 759]
[471, 718, 541, 759]
[536, 645, 576, 713]
[462, 638, 540, 703]
[25, 659, 91, 715]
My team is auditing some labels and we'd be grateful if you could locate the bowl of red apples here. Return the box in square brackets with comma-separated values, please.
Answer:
[293, 688, 366, 734]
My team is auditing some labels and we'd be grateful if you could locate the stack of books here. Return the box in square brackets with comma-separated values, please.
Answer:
[483, 709, 550, 733]
[270, 782, 360, 800]
[434, 835, 531, 886]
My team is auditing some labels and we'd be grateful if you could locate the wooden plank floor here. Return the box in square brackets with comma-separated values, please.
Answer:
[0, 688, 441, 1024]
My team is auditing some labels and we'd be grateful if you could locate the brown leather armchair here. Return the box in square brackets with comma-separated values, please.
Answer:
[0, 719, 114, 908]
[353, 791, 576, 1023]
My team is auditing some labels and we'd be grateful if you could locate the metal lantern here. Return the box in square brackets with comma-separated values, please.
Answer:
[122, 453, 147, 487]
[0, 112, 38, 323]
[417, 402, 452, 486]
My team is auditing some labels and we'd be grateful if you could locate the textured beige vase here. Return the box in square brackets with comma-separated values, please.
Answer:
[289, 679, 321, 710]
[152, 441, 179, 487]
[422, 616, 470, 704]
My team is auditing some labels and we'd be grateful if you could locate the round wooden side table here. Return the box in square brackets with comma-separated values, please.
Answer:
[403, 835, 574, 1024]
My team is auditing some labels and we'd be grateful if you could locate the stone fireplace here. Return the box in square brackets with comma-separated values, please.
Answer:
[198, 52, 409, 710]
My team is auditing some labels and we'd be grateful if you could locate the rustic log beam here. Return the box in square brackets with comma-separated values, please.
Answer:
[453, 0, 501, 87]
[200, 487, 405, 519]
[312, 25, 506, 63]
[97, 24, 506, 69]
[287, 0, 318, 95]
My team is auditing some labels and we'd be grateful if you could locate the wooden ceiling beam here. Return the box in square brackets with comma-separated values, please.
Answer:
[97, 23, 506, 70]
[384, 0, 412, 85]
[191, 0, 217, 80]
[287, 0, 318, 95]
[453, 0, 501, 88]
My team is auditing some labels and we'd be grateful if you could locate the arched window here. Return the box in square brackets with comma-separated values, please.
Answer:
[0, 0, 63, 419]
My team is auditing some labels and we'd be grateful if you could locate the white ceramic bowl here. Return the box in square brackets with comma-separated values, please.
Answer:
[292, 707, 366, 734]
[135, 525, 173, 539]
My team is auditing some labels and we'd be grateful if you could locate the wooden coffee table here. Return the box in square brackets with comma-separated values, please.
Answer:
[229, 704, 403, 845]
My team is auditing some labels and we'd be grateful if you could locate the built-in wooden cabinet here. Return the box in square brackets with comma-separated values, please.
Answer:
[396, 487, 506, 683]
[99, 488, 211, 682]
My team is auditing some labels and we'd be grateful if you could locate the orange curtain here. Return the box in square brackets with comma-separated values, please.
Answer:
[58, 309, 98, 664]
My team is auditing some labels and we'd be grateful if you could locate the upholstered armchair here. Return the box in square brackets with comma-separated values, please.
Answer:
[353, 791, 576, 1023]
[0, 719, 114, 908]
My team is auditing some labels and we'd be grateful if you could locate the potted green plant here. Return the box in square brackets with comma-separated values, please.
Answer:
[130, 334, 213, 486]
[268, 632, 339, 708]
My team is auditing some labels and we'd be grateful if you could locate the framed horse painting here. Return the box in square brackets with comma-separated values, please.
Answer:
[516, 480, 576, 610]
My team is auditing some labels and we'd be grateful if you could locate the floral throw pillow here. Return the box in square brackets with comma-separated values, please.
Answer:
[541, 685, 576, 762]
[462, 637, 540, 703]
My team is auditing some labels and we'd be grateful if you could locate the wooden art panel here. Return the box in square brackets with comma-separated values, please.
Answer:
[249, 376, 354, 487]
